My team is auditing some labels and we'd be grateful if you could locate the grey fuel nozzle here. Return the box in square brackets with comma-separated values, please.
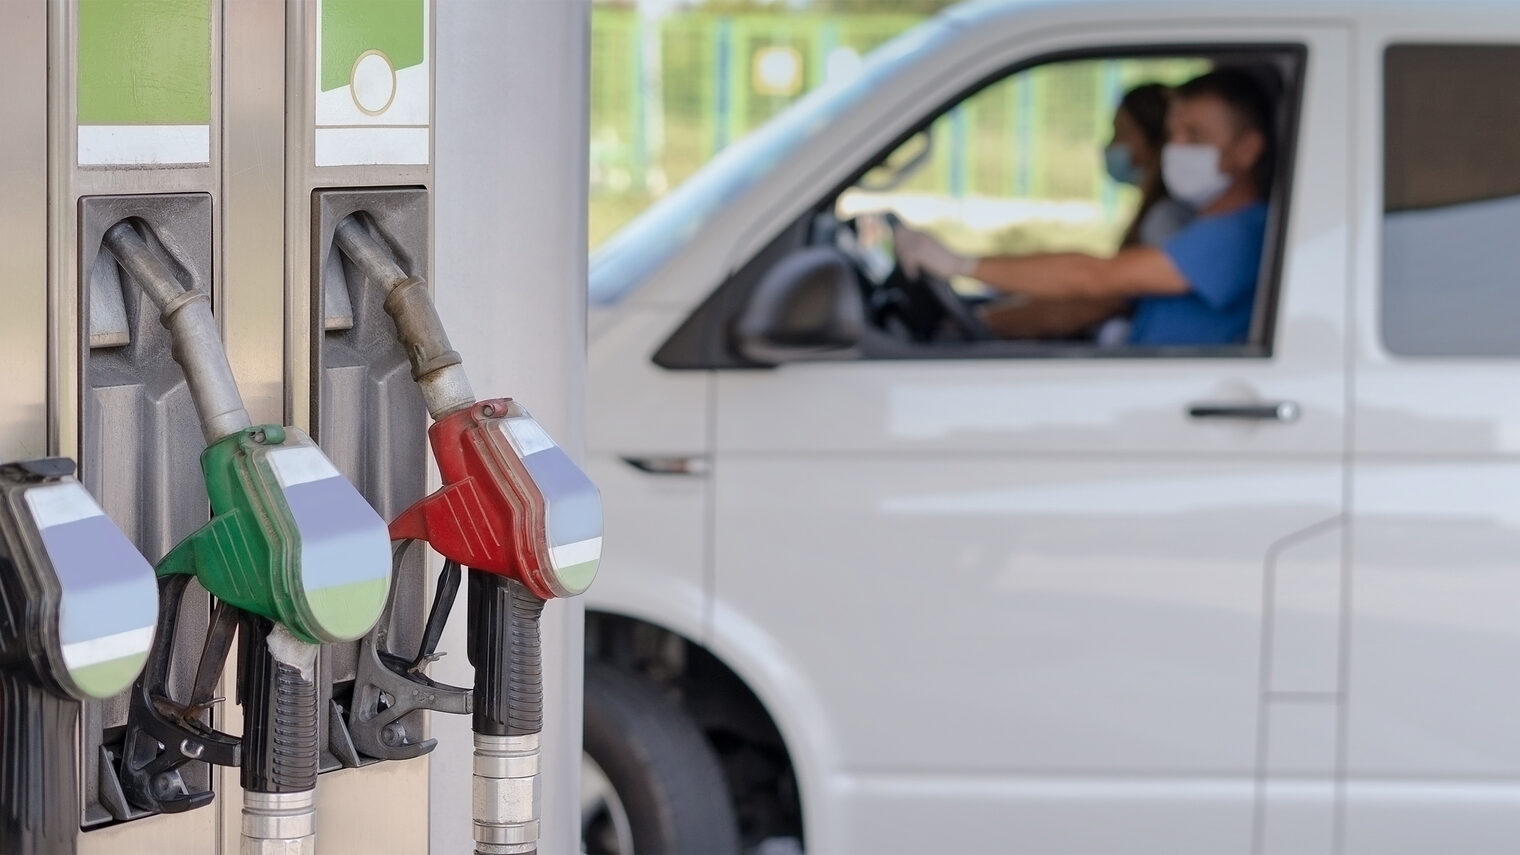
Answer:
[0, 456, 159, 855]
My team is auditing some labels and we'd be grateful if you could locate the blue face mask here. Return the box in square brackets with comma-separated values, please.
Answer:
[1104, 143, 1144, 186]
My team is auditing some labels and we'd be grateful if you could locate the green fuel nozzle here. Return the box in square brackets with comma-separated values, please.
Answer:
[102, 220, 391, 850]
[157, 424, 392, 646]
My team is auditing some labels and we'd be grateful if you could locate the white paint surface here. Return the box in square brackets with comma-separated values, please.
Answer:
[313, 126, 429, 166]
[77, 124, 210, 165]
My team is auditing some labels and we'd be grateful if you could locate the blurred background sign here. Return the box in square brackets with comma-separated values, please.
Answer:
[752, 46, 803, 96]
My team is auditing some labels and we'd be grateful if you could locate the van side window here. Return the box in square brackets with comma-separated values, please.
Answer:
[1383, 44, 1520, 357]
[653, 47, 1306, 370]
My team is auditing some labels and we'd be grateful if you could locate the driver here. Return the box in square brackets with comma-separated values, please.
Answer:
[893, 68, 1273, 347]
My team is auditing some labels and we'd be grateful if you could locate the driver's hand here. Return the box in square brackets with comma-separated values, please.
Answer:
[893, 223, 977, 280]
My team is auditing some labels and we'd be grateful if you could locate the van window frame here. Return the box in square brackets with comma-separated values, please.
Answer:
[653, 42, 1309, 371]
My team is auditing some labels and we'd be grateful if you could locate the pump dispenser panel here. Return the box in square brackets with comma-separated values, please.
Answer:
[76, 195, 217, 828]
[80, 195, 213, 558]
[85, 199, 396, 852]
[310, 188, 432, 769]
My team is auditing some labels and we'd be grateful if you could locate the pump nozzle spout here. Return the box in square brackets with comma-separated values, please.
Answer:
[101, 221, 252, 443]
[332, 215, 475, 418]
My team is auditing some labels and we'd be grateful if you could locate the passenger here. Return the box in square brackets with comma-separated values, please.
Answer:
[1109, 82, 1194, 249]
[896, 68, 1272, 347]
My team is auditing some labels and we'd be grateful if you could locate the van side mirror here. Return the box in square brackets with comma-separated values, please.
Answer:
[733, 247, 864, 365]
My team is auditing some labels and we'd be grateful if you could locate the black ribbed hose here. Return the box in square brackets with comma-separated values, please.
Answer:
[237, 614, 319, 794]
[467, 571, 544, 736]
[0, 670, 77, 855]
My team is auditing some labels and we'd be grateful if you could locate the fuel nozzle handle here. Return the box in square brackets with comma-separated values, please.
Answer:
[338, 548, 473, 764]
[0, 672, 78, 855]
[332, 216, 475, 418]
[236, 616, 319, 853]
[238, 616, 319, 797]
[468, 572, 544, 855]
[119, 577, 242, 815]
[101, 221, 252, 442]
[467, 574, 543, 737]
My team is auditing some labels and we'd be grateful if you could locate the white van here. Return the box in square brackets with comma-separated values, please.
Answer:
[581, 2, 1520, 853]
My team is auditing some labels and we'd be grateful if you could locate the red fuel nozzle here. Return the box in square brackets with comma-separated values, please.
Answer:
[389, 398, 601, 601]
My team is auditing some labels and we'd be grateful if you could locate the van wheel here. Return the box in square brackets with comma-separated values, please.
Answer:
[582, 662, 741, 854]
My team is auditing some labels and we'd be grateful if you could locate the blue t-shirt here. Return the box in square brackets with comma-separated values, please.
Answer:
[1128, 201, 1269, 346]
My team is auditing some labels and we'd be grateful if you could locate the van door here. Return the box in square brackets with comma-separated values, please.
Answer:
[1347, 19, 1520, 855]
[701, 24, 1352, 855]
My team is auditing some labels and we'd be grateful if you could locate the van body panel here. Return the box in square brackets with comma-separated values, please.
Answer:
[833, 773, 1255, 854]
[714, 457, 1341, 774]
[581, 455, 709, 641]
[586, 306, 709, 455]
[584, 306, 711, 638]
[1341, 782, 1520, 855]
[1340, 15, 1520, 849]
[1351, 5, 1520, 457]
[1348, 464, 1520, 774]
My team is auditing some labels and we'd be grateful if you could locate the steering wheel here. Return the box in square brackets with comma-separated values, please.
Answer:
[907, 267, 992, 342]
[870, 212, 992, 342]
[826, 215, 899, 323]
[826, 213, 992, 342]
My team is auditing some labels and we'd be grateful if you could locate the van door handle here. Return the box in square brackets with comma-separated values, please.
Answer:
[1187, 401, 1300, 423]
[621, 455, 710, 476]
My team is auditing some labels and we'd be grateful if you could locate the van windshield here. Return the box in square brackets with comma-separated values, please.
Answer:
[589, 18, 955, 305]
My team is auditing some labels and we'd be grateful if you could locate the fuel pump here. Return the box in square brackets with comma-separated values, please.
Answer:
[97, 219, 393, 853]
[328, 213, 602, 855]
[0, 457, 159, 855]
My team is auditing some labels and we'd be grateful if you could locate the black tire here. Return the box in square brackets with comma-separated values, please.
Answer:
[583, 662, 742, 855]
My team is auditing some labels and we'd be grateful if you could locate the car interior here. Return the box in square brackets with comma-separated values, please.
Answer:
[654, 45, 1307, 371]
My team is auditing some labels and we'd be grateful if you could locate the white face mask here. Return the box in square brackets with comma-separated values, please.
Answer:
[1162, 142, 1231, 209]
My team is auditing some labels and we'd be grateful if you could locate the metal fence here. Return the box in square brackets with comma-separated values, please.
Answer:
[588, 8, 1204, 247]
[590, 9, 917, 244]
